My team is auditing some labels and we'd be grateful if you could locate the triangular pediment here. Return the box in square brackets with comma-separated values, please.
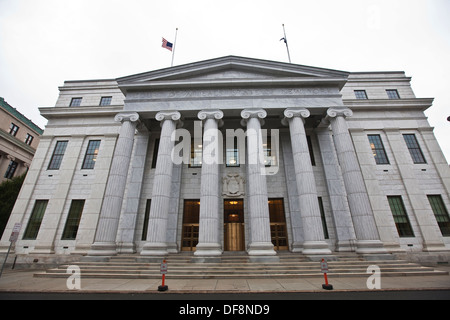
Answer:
[117, 55, 349, 92]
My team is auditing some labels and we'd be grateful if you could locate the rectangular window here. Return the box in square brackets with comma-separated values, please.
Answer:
[226, 137, 240, 167]
[25, 133, 34, 145]
[81, 140, 101, 169]
[428, 195, 450, 237]
[70, 97, 82, 107]
[403, 134, 426, 164]
[48, 140, 68, 170]
[387, 196, 415, 237]
[61, 200, 85, 240]
[190, 139, 202, 168]
[354, 90, 368, 99]
[141, 199, 151, 240]
[9, 123, 19, 136]
[306, 135, 316, 166]
[23, 200, 48, 240]
[368, 134, 390, 164]
[100, 96, 112, 106]
[318, 197, 329, 239]
[4, 160, 18, 179]
[263, 136, 278, 167]
[151, 139, 160, 169]
[386, 89, 400, 99]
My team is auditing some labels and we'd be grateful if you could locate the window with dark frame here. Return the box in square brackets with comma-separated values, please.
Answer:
[403, 134, 426, 164]
[23, 200, 48, 240]
[25, 133, 34, 145]
[387, 196, 415, 237]
[306, 135, 316, 166]
[4, 160, 18, 179]
[386, 89, 400, 99]
[81, 140, 101, 169]
[100, 96, 112, 106]
[318, 197, 329, 239]
[226, 136, 240, 167]
[368, 134, 390, 165]
[151, 139, 160, 169]
[142, 199, 152, 240]
[354, 90, 368, 99]
[61, 200, 85, 240]
[428, 195, 450, 237]
[9, 123, 19, 136]
[48, 141, 69, 170]
[70, 97, 82, 107]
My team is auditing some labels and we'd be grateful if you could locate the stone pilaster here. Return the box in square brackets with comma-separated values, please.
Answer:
[141, 111, 181, 256]
[195, 110, 224, 257]
[88, 112, 140, 256]
[283, 108, 331, 255]
[241, 108, 277, 258]
[326, 107, 386, 254]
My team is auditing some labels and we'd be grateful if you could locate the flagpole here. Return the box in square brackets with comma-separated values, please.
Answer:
[282, 24, 291, 63]
[171, 28, 178, 67]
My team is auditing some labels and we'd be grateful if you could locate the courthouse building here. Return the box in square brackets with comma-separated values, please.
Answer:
[1, 56, 450, 262]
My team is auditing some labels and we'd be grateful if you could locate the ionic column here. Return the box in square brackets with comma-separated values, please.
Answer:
[195, 110, 224, 257]
[241, 108, 277, 258]
[141, 111, 182, 256]
[88, 112, 140, 256]
[326, 108, 386, 254]
[283, 108, 332, 255]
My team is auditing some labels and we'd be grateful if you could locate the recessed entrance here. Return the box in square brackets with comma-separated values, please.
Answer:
[224, 199, 245, 251]
[181, 200, 200, 251]
[268, 198, 289, 251]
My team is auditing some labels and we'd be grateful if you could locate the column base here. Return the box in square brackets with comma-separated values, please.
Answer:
[302, 241, 332, 255]
[194, 243, 222, 256]
[355, 240, 387, 254]
[247, 242, 277, 256]
[87, 242, 117, 256]
[140, 242, 168, 256]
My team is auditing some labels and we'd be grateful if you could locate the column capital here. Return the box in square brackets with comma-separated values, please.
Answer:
[114, 112, 140, 123]
[281, 108, 310, 126]
[326, 107, 353, 119]
[198, 109, 224, 120]
[155, 110, 181, 122]
[240, 108, 267, 126]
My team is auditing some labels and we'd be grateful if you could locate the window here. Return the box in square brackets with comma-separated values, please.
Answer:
[368, 134, 390, 164]
[307, 135, 316, 166]
[4, 160, 18, 179]
[81, 140, 101, 169]
[428, 195, 450, 237]
[387, 196, 415, 237]
[226, 137, 240, 167]
[23, 200, 48, 240]
[61, 200, 85, 240]
[403, 134, 426, 164]
[151, 139, 160, 169]
[354, 90, 368, 99]
[318, 197, 329, 239]
[48, 140, 68, 170]
[100, 96, 112, 106]
[263, 136, 278, 167]
[25, 133, 34, 145]
[70, 97, 82, 107]
[142, 199, 152, 240]
[9, 123, 19, 136]
[190, 138, 202, 168]
[386, 89, 400, 99]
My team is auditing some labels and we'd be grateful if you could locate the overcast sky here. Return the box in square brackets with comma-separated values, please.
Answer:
[1, 0, 449, 162]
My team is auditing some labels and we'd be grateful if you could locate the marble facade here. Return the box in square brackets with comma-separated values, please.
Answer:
[1, 56, 449, 263]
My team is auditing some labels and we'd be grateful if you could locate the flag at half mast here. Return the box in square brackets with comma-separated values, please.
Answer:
[162, 38, 173, 51]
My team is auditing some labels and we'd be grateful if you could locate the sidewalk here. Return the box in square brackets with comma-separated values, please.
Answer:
[0, 267, 450, 294]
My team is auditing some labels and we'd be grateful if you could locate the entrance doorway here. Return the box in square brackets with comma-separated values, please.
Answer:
[268, 198, 289, 251]
[181, 200, 200, 251]
[224, 199, 245, 251]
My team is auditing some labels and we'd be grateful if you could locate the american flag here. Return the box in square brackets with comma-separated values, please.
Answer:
[162, 38, 173, 51]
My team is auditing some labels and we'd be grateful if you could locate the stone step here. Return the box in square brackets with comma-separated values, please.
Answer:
[33, 253, 449, 280]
